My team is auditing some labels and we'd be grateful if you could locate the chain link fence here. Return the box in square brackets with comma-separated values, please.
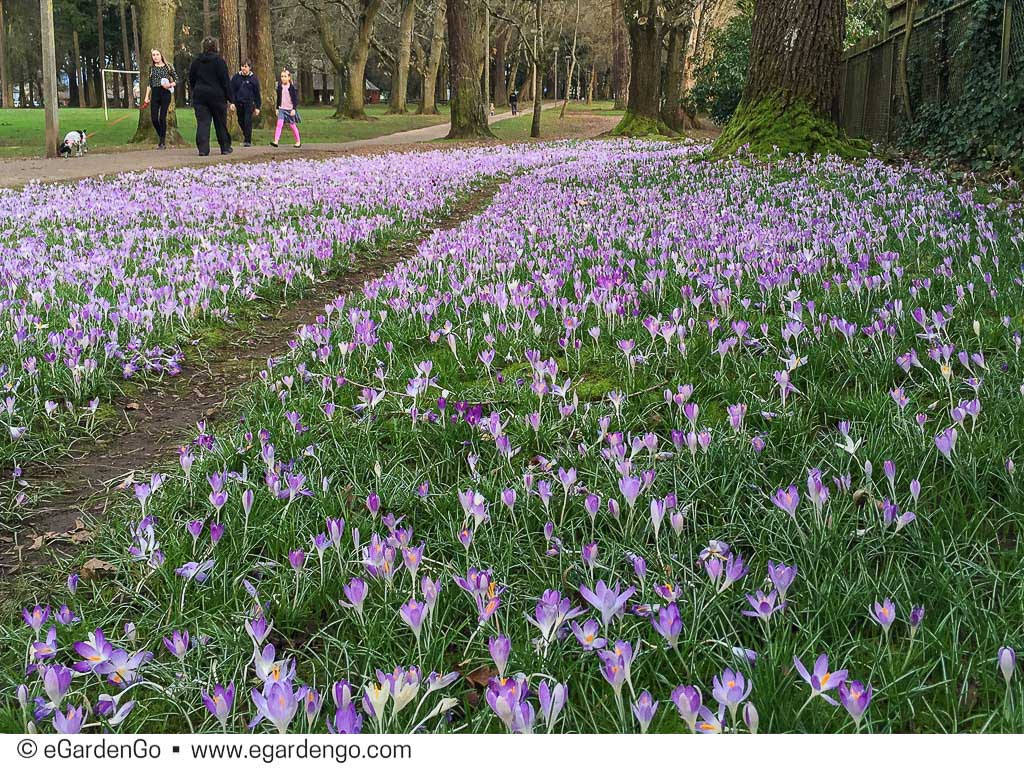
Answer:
[838, 0, 1022, 145]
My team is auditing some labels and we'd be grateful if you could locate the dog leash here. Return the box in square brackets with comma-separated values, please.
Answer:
[84, 111, 135, 139]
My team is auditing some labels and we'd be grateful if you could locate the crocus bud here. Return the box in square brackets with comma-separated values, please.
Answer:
[999, 646, 1016, 685]
[744, 701, 759, 734]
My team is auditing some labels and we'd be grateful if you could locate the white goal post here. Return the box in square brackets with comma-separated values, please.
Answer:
[101, 69, 141, 120]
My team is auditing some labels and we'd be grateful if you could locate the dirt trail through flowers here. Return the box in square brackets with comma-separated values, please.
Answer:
[0, 179, 506, 574]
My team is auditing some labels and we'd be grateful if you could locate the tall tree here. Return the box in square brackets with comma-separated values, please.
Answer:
[341, 0, 382, 119]
[713, 0, 862, 156]
[119, 0, 132, 105]
[130, 0, 182, 143]
[246, 0, 275, 126]
[446, 0, 492, 137]
[72, 29, 86, 106]
[492, 25, 509, 108]
[219, 0, 240, 73]
[417, 0, 445, 115]
[96, 0, 107, 104]
[0, 0, 10, 107]
[660, 2, 697, 131]
[613, 0, 669, 135]
[304, 1, 348, 118]
[610, 0, 627, 109]
[388, 0, 416, 114]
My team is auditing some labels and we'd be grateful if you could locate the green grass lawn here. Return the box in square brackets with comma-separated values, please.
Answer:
[488, 100, 624, 141]
[0, 104, 451, 157]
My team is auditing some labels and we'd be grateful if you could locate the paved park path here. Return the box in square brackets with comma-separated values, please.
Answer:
[0, 104, 553, 188]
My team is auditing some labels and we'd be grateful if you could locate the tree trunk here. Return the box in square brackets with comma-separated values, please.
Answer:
[97, 0, 107, 85]
[559, 0, 580, 119]
[445, 0, 492, 137]
[246, 0, 275, 127]
[388, 0, 415, 114]
[661, 15, 698, 132]
[119, 0, 132, 105]
[0, 0, 11, 108]
[587, 61, 594, 104]
[614, 1, 670, 135]
[219, 0, 243, 136]
[219, 0, 240, 73]
[131, 0, 182, 143]
[418, 0, 445, 114]
[529, 0, 542, 138]
[340, 0, 382, 119]
[309, 4, 347, 117]
[203, 0, 210, 37]
[492, 27, 508, 108]
[505, 37, 519, 104]
[611, 0, 628, 110]
[714, 0, 861, 156]
[73, 30, 86, 107]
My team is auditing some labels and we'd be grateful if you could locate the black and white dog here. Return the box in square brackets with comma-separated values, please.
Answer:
[58, 130, 89, 158]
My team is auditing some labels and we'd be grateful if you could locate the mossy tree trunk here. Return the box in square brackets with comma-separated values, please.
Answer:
[613, 0, 672, 136]
[388, 0, 416, 114]
[247, 0, 276, 128]
[130, 0, 183, 144]
[446, 0, 493, 138]
[713, 0, 865, 157]
[418, 0, 445, 115]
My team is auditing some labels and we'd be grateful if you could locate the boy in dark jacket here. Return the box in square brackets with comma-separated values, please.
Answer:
[189, 37, 234, 156]
[231, 62, 262, 147]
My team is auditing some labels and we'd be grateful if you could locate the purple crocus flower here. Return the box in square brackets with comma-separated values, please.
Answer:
[651, 602, 683, 648]
[935, 427, 958, 460]
[251, 680, 299, 733]
[767, 560, 798, 599]
[712, 667, 752, 719]
[631, 690, 658, 733]
[578, 580, 636, 627]
[571, 619, 607, 651]
[671, 685, 702, 731]
[838, 680, 872, 727]
[340, 577, 368, 617]
[202, 682, 236, 727]
[793, 653, 848, 704]
[53, 704, 86, 734]
[23, 604, 50, 633]
[771, 485, 800, 519]
[489, 635, 511, 677]
[537, 680, 568, 732]
[399, 599, 427, 641]
[871, 599, 897, 636]
[743, 590, 786, 622]
[163, 630, 190, 660]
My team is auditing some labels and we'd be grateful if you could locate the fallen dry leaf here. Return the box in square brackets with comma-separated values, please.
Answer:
[124, 402, 140, 411]
[80, 557, 117, 581]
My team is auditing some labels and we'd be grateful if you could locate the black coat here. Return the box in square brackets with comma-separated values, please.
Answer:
[231, 72, 262, 107]
[276, 82, 299, 110]
[189, 52, 232, 104]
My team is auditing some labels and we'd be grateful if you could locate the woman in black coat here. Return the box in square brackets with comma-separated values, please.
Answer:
[188, 37, 235, 156]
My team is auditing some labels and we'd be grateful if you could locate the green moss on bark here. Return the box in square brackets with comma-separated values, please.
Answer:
[712, 95, 869, 159]
[612, 110, 676, 138]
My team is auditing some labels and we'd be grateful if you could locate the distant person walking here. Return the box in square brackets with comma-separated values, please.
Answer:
[188, 37, 234, 156]
[141, 49, 176, 149]
[271, 69, 301, 148]
[231, 62, 262, 147]
[509, 90, 519, 117]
